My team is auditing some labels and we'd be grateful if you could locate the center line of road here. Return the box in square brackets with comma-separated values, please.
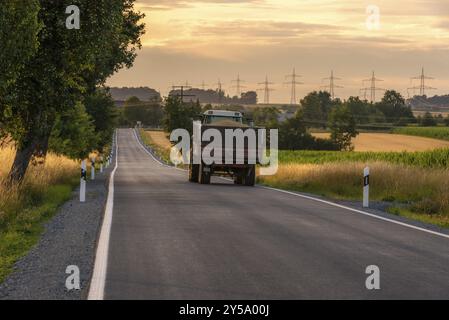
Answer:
[88, 131, 119, 300]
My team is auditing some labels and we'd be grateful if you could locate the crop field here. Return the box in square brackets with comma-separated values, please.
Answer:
[392, 127, 449, 142]
[312, 132, 449, 151]
[0, 146, 79, 281]
[279, 149, 449, 169]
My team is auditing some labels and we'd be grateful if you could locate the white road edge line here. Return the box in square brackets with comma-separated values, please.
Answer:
[134, 128, 449, 240]
[88, 131, 119, 300]
[258, 186, 449, 240]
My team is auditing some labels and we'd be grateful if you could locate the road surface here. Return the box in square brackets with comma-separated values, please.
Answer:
[99, 129, 449, 299]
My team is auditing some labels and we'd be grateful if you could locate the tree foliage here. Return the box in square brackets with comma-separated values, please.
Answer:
[163, 97, 202, 135]
[328, 105, 358, 151]
[2, 1, 145, 182]
[0, 0, 41, 133]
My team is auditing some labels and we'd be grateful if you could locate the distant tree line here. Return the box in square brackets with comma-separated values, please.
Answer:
[117, 87, 448, 153]
[168, 88, 258, 105]
[110, 87, 161, 102]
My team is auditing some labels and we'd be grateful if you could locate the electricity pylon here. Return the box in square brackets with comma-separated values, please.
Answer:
[360, 71, 385, 102]
[284, 68, 303, 105]
[257, 76, 275, 104]
[408, 67, 436, 96]
[197, 80, 208, 91]
[231, 74, 246, 97]
[321, 70, 343, 100]
[170, 84, 195, 101]
[215, 79, 224, 103]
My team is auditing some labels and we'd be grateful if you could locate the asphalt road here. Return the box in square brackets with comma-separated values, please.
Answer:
[101, 128, 449, 299]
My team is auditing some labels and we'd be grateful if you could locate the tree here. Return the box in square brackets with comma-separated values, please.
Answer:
[252, 107, 280, 128]
[328, 105, 359, 151]
[420, 112, 437, 127]
[444, 115, 449, 127]
[375, 90, 415, 124]
[4, 0, 145, 183]
[84, 90, 118, 153]
[125, 96, 143, 107]
[49, 103, 98, 160]
[0, 1, 41, 136]
[301, 91, 335, 128]
[163, 97, 201, 135]
[279, 111, 338, 151]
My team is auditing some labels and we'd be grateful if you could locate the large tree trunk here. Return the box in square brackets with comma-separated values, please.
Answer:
[7, 134, 40, 184]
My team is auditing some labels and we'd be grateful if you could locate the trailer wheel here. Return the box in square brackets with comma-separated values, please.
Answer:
[199, 164, 211, 184]
[189, 164, 199, 183]
[244, 165, 256, 186]
[234, 169, 244, 184]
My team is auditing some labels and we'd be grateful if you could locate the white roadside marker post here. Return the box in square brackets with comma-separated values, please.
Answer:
[80, 160, 87, 202]
[363, 167, 370, 208]
[100, 156, 104, 174]
[91, 157, 96, 180]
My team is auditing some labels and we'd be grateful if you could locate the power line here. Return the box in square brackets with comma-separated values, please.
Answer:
[321, 70, 343, 100]
[231, 74, 246, 97]
[360, 71, 385, 102]
[257, 75, 275, 104]
[284, 68, 303, 105]
[170, 85, 195, 101]
[408, 67, 436, 96]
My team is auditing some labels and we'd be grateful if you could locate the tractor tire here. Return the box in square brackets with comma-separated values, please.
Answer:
[189, 164, 199, 183]
[234, 169, 244, 184]
[244, 165, 256, 186]
[199, 164, 211, 185]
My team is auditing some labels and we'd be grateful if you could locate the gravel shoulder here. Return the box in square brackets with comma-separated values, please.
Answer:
[0, 165, 112, 300]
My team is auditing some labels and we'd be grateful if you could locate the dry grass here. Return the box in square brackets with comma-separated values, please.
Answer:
[141, 130, 173, 163]
[0, 147, 78, 214]
[312, 133, 449, 152]
[0, 146, 79, 281]
[258, 162, 449, 227]
[144, 131, 172, 151]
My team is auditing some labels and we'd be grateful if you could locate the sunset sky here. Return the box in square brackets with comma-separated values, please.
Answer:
[107, 0, 449, 103]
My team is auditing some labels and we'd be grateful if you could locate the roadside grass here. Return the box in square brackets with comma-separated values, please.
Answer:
[258, 162, 449, 228]
[393, 127, 449, 142]
[140, 129, 172, 163]
[0, 147, 79, 282]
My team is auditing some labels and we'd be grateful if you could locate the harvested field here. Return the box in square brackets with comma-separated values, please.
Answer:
[312, 133, 449, 152]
